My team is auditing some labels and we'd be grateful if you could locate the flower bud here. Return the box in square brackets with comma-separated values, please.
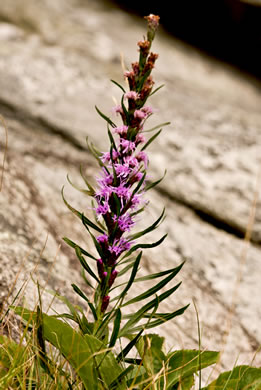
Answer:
[101, 295, 110, 312]
[108, 269, 118, 288]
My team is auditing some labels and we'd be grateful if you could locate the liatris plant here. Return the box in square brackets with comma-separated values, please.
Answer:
[11, 15, 233, 389]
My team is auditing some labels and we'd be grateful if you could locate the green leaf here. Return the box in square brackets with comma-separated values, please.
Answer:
[122, 233, 168, 259]
[108, 126, 117, 151]
[128, 208, 165, 241]
[141, 129, 162, 151]
[67, 173, 94, 197]
[127, 305, 189, 333]
[149, 84, 165, 97]
[137, 69, 152, 92]
[134, 334, 166, 378]
[144, 122, 171, 133]
[95, 105, 116, 128]
[178, 374, 195, 390]
[84, 334, 126, 389]
[71, 283, 97, 321]
[117, 330, 143, 362]
[79, 164, 96, 194]
[110, 79, 126, 93]
[166, 349, 220, 389]
[62, 187, 105, 234]
[109, 309, 121, 348]
[63, 237, 96, 261]
[109, 365, 135, 389]
[111, 252, 142, 303]
[144, 169, 167, 192]
[119, 283, 182, 336]
[121, 94, 129, 124]
[122, 262, 182, 307]
[86, 137, 108, 170]
[12, 307, 98, 389]
[134, 262, 185, 282]
[117, 259, 136, 277]
[203, 365, 261, 390]
[75, 246, 99, 284]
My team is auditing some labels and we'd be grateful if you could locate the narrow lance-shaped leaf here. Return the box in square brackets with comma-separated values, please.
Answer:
[71, 283, 97, 321]
[128, 304, 189, 333]
[143, 122, 170, 133]
[108, 365, 135, 390]
[121, 94, 129, 124]
[110, 79, 126, 93]
[121, 233, 168, 261]
[95, 105, 116, 128]
[119, 282, 182, 336]
[67, 174, 94, 197]
[128, 208, 165, 241]
[134, 262, 185, 282]
[108, 126, 117, 151]
[86, 137, 110, 173]
[62, 187, 105, 234]
[109, 309, 121, 348]
[149, 84, 165, 97]
[80, 164, 96, 194]
[63, 237, 96, 261]
[141, 129, 162, 152]
[117, 329, 144, 362]
[111, 252, 142, 303]
[81, 214, 104, 258]
[122, 262, 183, 307]
[75, 246, 99, 284]
[144, 169, 166, 192]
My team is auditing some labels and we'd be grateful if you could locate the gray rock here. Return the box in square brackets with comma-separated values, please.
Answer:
[1, 0, 261, 375]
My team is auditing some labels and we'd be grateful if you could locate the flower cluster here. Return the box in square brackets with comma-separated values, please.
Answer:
[93, 14, 160, 313]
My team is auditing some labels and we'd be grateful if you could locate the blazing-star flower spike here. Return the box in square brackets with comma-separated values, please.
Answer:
[86, 15, 164, 315]
[63, 14, 183, 328]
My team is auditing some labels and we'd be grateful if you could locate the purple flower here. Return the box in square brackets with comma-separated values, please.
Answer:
[124, 70, 134, 78]
[135, 133, 146, 145]
[124, 155, 139, 168]
[115, 184, 131, 200]
[108, 237, 131, 256]
[97, 234, 109, 244]
[114, 163, 131, 178]
[112, 105, 123, 115]
[120, 139, 136, 154]
[101, 150, 119, 163]
[114, 214, 134, 232]
[134, 109, 147, 120]
[136, 151, 148, 168]
[113, 125, 128, 135]
[142, 106, 154, 116]
[124, 91, 140, 100]
[96, 202, 110, 215]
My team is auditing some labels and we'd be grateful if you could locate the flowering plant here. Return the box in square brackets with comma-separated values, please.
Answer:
[14, 14, 261, 390]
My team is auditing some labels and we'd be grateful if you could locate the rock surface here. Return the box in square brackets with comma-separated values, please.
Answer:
[0, 0, 261, 378]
